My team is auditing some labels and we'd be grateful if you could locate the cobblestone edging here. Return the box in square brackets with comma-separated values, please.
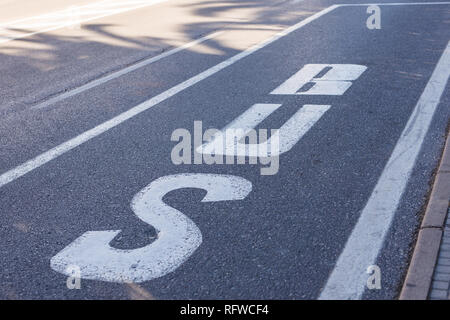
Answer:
[400, 131, 450, 300]
[429, 207, 450, 299]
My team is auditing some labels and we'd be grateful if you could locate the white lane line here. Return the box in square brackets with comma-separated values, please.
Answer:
[0, 0, 169, 44]
[0, 5, 339, 189]
[319, 40, 450, 300]
[32, 31, 223, 110]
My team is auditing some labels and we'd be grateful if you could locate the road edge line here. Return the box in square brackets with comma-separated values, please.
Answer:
[319, 40, 450, 300]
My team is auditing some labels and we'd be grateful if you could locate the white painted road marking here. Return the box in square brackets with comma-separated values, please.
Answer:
[31, 31, 223, 110]
[0, 0, 448, 293]
[199, 63, 363, 158]
[200, 103, 281, 157]
[0, 0, 170, 44]
[50, 174, 252, 282]
[0, 4, 339, 189]
[199, 104, 331, 157]
[319, 40, 450, 300]
[271, 64, 367, 96]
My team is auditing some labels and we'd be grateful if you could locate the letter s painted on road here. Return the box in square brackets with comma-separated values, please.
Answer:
[50, 174, 252, 283]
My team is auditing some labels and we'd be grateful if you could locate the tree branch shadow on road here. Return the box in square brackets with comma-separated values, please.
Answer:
[0, 0, 321, 115]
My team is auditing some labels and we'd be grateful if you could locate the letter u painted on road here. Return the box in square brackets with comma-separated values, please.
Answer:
[198, 103, 331, 157]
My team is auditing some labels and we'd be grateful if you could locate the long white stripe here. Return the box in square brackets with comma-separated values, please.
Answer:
[319, 41, 450, 300]
[32, 31, 223, 110]
[0, 5, 339, 189]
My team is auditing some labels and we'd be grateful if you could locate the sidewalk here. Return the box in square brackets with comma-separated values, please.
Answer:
[400, 130, 450, 300]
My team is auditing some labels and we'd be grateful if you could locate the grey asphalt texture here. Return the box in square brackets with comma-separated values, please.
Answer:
[0, 1, 449, 299]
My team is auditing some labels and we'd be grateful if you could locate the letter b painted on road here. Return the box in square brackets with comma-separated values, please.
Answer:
[271, 64, 367, 96]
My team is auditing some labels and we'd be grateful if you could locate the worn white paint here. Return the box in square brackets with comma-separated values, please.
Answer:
[199, 104, 330, 157]
[320, 41, 450, 300]
[271, 64, 367, 95]
[50, 173, 252, 282]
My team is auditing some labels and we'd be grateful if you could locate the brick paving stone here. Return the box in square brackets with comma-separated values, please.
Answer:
[433, 272, 450, 282]
[429, 207, 450, 299]
[429, 289, 447, 299]
[437, 257, 450, 266]
[432, 280, 449, 290]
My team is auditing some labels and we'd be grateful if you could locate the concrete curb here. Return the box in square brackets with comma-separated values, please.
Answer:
[400, 132, 450, 300]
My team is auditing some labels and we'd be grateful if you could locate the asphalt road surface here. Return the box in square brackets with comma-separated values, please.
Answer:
[0, 0, 449, 299]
